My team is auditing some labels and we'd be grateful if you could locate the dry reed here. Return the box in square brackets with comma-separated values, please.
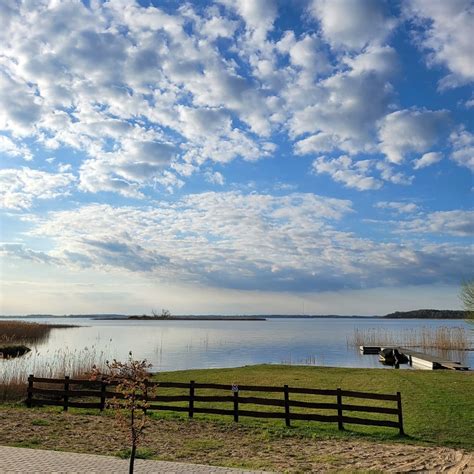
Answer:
[0, 346, 109, 401]
[348, 326, 469, 350]
[0, 320, 76, 345]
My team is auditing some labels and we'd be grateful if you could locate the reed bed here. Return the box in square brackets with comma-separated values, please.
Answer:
[0, 320, 76, 345]
[0, 346, 109, 401]
[348, 326, 469, 350]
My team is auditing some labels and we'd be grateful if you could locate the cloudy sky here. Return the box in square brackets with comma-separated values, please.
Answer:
[0, 0, 473, 316]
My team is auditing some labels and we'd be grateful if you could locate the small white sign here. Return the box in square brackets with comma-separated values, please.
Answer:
[231, 384, 239, 393]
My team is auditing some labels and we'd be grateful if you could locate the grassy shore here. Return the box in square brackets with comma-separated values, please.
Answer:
[149, 365, 474, 449]
[0, 364, 472, 471]
[2, 364, 472, 450]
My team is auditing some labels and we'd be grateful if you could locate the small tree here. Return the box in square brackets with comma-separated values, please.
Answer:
[151, 308, 171, 319]
[460, 280, 474, 320]
[91, 353, 155, 474]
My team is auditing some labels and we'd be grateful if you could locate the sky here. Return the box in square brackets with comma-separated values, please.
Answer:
[0, 0, 473, 316]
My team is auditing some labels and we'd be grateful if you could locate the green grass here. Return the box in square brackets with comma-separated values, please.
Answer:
[150, 364, 474, 450]
[31, 418, 51, 426]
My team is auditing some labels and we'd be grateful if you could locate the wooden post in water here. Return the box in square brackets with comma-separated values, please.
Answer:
[189, 380, 195, 418]
[337, 388, 344, 431]
[283, 384, 291, 427]
[397, 391, 404, 436]
[63, 376, 70, 412]
[27, 374, 33, 408]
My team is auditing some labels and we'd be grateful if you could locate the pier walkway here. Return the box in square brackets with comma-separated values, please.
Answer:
[359, 346, 470, 370]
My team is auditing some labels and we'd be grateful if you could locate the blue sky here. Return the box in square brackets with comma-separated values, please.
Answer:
[0, 0, 473, 315]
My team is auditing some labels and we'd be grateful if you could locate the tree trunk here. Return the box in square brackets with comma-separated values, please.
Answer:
[129, 442, 136, 474]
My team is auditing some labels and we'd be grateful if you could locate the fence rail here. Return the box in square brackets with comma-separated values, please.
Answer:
[26, 375, 404, 434]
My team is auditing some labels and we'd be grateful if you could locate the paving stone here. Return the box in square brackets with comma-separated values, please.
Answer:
[0, 446, 271, 474]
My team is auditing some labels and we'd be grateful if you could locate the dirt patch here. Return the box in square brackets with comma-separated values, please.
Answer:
[0, 408, 471, 472]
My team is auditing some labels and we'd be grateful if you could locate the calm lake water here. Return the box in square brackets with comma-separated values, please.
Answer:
[2, 317, 473, 372]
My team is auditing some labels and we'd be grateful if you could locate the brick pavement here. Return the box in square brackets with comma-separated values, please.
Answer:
[0, 446, 271, 473]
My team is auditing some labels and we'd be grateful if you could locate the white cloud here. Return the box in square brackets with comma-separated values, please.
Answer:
[310, 0, 396, 49]
[0, 134, 32, 160]
[378, 108, 450, 164]
[413, 151, 443, 169]
[204, 171, 225, 186]
[0, 71, 42, 136]
[449, 128, 474, 171]
[404, 0, 474, 87]
[17, 193, 472, 291]
[0, 167, 76, 210]
[375, 201, 419, 214]
[289, 45, 399, 156]
[0, 243, 59, 265]
[218, 0, 277, 42]
[398, 210, 474, 237]
[0, 0, 277, 196]
[312, 156, 382, 191]
[375, 162, 413, 185]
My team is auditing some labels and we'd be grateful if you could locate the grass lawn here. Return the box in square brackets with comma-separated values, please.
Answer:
[0, 364, 472, 471]
[151, 364, 474, 450]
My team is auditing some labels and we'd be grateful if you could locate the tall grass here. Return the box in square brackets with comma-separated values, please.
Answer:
[0, 320, 76, 345]
[348, 326, 469, 350]
[0, 346, 109, 402]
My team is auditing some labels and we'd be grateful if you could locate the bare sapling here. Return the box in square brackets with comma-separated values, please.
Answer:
[91, 352, 155, 474]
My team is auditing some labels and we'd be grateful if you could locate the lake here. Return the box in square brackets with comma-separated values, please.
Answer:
[2, 317, 472, 373]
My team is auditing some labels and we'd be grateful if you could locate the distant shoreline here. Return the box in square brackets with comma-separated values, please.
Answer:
[125, 316, 267, 321]
[0, 309, 469, 320]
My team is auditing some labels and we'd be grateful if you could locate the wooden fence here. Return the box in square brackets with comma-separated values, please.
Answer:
[26, 375, 404, 435]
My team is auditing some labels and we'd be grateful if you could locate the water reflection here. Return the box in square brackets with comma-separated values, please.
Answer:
[1, 317, 472, 373]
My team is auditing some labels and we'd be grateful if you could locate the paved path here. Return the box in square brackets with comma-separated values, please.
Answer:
[0, 446, 270, 473]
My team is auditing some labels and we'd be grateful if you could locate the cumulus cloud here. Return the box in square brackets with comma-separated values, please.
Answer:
[378, 108, 450, 164]
[0, 167, 76, 210]
[0, 71, 42, 135]
[0, 243, 59, 265]
[218, 0, 277, 41]
[16, 193, 471, 291]
[375, 201, 419, 214]
[449, 128, 474, 171]
[413, 151, 443, 169]
[310, 0, 396, 49]
[204, 171, 225, 185]
[290, 45, 398, 156]
[397, 210, 474, 237]
[0, 0, 277, 196]
[0, 135, 32, 160]
[404, 0, 474, 87]
[312, 156, 382, 191]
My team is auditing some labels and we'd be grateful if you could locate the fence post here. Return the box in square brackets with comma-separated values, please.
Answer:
[63, 376, 70, 412]
[27, 374, 33, 408]
[99, 379, 107, 412]
[283, 385, 291, 427]
[143, 379, 149, 416]
[337, 388, 344, 431]
[189, 380, 195, 418]
[397, 391, 404, 436]
[233, 390, 239, 422]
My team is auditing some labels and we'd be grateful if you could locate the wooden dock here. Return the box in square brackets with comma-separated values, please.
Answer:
[359, 346, 470, 371]
[399, 348, 470, 371]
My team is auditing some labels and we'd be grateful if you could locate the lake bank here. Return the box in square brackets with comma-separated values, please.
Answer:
[1, 364, 472, 472]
